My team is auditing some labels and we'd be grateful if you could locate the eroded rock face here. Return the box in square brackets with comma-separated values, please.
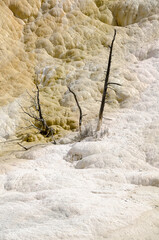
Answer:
[0, 1, 34, 105]
[3, 0, 41, 19]
[0, 0, 159, 142]
[108, 0, 159, 26]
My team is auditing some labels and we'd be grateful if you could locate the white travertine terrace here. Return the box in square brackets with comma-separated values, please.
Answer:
[0, 0, 158, 141]
[0, 1, 159, 239]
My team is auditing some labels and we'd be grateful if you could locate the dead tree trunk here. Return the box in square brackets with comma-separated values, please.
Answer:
[19, 78, 56, 143]
[35, 83, 48, 135]
[68, 87, 83, 134]
[96, 29, 117, 131]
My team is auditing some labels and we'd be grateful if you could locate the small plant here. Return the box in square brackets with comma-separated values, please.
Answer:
[79, 125, 94, 140]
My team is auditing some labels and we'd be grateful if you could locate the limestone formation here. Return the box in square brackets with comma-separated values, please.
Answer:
[0, 0, 159, 142]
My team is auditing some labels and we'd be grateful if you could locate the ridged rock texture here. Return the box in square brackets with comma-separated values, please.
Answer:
[0, 0, 159, 142]
[0, 1, 159, 240]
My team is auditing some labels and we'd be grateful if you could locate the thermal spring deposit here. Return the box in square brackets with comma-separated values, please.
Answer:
[0, 1, 159, 240]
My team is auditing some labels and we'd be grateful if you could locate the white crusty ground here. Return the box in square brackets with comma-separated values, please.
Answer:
[0, 0, 159, 239]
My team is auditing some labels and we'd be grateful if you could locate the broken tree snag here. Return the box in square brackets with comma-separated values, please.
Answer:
[35, 83, 43, 122]
[68, 87, 83, 133]
[35, 82, 47, 132]
[19, 76, 56, 144]
[96, 29, 117, 132]
[34, 81, 56, 143]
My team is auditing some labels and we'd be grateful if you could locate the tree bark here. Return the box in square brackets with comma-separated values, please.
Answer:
[68, 87, 82, 133]
[96, 29, 117, 131]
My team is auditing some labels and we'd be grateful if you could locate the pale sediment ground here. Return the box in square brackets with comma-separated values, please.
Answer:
[0, 0, 159, 239]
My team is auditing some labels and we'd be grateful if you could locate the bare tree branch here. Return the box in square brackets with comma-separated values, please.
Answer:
[96, 29, 117, 131]
[26, 90, 34, 101]
[18, 143, 28, 150]
[19, 75, 56, 144]
[107, 82, 122, 86]
[68, 86, 83, 133]
[35, 83, 43, 121]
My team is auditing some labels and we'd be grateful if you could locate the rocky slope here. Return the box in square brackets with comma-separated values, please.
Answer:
[0, 1, 159, 239]
[0, 0, 159, 142]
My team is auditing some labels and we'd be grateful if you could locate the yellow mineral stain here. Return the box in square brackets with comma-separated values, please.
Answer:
[0, 0, 159, 144]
